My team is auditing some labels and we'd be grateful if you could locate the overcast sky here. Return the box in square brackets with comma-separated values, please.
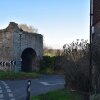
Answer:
[0, 0, 90, 49]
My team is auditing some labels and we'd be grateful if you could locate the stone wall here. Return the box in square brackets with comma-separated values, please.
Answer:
[93, 0, 100, 25]
[0, 23, 14, 61]
[0, 22, 43, 71]
[92, 21, 100, 93]
[12, 24, 43, 61]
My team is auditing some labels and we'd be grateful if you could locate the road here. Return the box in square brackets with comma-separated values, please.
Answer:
[0, 75, 65, 100]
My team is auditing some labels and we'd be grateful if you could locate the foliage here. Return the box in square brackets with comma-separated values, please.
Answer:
[42, 46, 64, 74]
[69, 73, 89, 92]
[19, 24, 38, 33]
[62, 39, 89, 92]
[31, 89, 85, 100]
[40, 56, 55, 68]
[63, 39, 89, 62]
[39, 56, 56, 74]
[43, 46, 62, 57]
[40, 56, 65, 74]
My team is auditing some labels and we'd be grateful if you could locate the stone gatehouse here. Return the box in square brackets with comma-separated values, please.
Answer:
[0, 22, 43, 72]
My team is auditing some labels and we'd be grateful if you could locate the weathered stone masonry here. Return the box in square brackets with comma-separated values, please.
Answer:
[0, 22, 43, 72]
[92, 0, 100, 93]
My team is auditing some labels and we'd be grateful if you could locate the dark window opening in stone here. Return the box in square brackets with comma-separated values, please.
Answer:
[21, 48, 36, 72]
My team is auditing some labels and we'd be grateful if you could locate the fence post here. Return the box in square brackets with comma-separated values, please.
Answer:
[26, 80, 31, 100]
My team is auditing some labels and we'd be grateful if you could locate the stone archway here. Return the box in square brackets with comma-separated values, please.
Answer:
[21, 48, 36, 72]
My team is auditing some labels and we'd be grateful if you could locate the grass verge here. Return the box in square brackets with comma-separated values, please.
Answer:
[31, 89, 85, 100]
[0, 71, 40, 80]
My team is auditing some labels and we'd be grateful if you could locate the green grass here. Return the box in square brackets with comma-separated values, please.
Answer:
[0, 71, 40, 80]
[31, 89, 85, 100]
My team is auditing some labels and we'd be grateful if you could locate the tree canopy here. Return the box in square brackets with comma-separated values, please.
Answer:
[19, 24, 38, 33]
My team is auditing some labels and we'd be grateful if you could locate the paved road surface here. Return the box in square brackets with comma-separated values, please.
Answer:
[0, 75, 65, 100]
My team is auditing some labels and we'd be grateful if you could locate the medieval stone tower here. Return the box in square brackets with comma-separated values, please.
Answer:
[0, 22, 43, 72]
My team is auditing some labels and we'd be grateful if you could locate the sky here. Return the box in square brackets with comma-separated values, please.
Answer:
[0, 0, 90, 49]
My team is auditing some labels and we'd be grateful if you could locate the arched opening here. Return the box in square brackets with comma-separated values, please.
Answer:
[21, 48, 36, 72]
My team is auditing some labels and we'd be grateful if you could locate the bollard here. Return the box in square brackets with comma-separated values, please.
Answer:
[26, 80, 31, 100]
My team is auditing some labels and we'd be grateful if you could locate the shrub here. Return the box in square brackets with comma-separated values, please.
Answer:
[64, 56, 89, 92]
[40, 56, 65, 74]
[71, 72, 89, 92]
[39, 56, 56, 73]
[63, 39, 89, 92]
